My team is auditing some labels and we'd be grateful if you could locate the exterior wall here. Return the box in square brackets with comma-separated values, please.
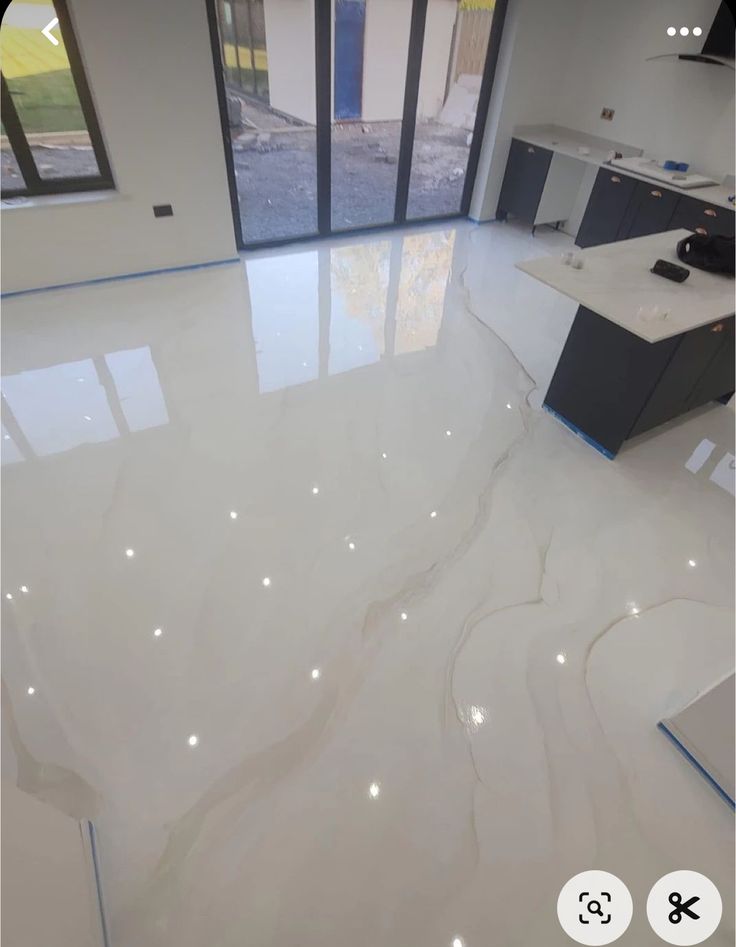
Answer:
[417, 0, 457, 120]
[264, 0, 458, 124]
[362, 0, 457, 122]
[262, 0, 316, 123]
[361, 0, 412, 122]
[1, 0, 238, 294]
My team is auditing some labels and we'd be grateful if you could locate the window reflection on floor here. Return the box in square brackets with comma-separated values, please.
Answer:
[247, 251, 320, 393]
[248, 230, 456, 393]
[1, 346, 168, 463]
[2, 231, 459, 463]
[329, 242, 390, 375]
[395, 231, 455, 354]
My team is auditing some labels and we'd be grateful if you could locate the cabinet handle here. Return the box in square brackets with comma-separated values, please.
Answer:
[710, 323, 724, 333]
[610, 175, 621, 183]
[704, 208, 717, 217]
[527, 146, 535, 153]
[695, 226, 708, 235]
[650, 190, 663, 198]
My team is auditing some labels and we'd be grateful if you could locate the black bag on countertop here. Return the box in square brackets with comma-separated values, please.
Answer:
[676, 232, 735, 276]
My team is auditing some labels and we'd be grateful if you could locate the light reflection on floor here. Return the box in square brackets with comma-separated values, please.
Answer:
[1, 220, 733, 947]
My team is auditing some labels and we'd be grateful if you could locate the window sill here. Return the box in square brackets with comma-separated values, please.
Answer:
[1, 189, 120, 211]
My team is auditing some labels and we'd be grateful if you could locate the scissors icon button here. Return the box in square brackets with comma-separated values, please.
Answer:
[647, 871, 722, 944]
[669, 891, 700, 924]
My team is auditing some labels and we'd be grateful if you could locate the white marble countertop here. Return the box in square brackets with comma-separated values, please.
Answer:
[513, 124, 736, 211]
[513, 123, 641, 167]
[517, 229, 735, 343]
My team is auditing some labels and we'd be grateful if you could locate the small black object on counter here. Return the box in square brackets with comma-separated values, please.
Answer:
[651, 259, 690, 282]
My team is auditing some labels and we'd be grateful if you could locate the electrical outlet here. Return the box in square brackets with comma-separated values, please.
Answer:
[153, 204, 173, 217]
[600, 107, 615, 121]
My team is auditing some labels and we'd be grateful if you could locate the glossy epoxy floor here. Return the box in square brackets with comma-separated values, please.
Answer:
[2, 221, 734, 947]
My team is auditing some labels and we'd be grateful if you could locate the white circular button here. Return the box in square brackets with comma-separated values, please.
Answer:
[646, 870, 722, 945]
[557, 870, 633, 945]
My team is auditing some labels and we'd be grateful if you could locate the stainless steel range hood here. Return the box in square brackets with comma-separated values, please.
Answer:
[647, 3, 735, 69]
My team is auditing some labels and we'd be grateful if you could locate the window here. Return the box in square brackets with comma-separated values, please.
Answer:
[0, 0, 113, 197]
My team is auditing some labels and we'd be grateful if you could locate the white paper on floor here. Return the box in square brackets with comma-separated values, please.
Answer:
[709, 451, 735, 496]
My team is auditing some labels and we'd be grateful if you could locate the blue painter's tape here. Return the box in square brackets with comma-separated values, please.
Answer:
[543, 403, 616, 460]
[85, 820, 111, 947]
[1, 256, 241, 299]
[657, 722, 735, 811]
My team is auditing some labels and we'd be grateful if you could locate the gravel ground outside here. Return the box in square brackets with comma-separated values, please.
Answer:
[1, 144, 100, 193]
[1, 106, 473, 244]
[234, 119, 471, 243]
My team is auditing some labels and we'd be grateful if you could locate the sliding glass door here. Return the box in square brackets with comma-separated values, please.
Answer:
[407, 1, 499, 220]
[330, 0, 412, 231]
[209, 0, 508, 249]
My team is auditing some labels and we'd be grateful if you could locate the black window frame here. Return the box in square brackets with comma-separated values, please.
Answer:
[207, 0, 509, 251]
[1, 0, 114, 198]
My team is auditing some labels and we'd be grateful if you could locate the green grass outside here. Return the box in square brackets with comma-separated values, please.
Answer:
[5, 70, 85, 132]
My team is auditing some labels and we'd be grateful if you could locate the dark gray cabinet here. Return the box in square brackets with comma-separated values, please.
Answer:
[668, 194, 735, 238]
[576, 168, 637, 248]
[628, 319, 732, 438]
[618, 181, 679, 239]
[575, 167, 735, 247]
[685, 320, 735, 410]
[496, 138, 552, 224]
[545, 308, 735, 457]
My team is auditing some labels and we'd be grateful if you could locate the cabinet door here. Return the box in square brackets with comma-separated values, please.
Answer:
[685, 318, 735, 409]
[628, 323, 725, 438]
[669, 195, 735, 238]
[544, 306, 679, 456]
[619, 181, 679, 239]
[497, 138, 553, 223]
[575, 168, 637, 248]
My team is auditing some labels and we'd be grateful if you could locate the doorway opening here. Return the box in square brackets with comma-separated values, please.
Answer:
[208, 0, 508, 249]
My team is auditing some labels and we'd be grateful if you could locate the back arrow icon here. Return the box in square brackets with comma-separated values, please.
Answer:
[42, 17, 59, 46]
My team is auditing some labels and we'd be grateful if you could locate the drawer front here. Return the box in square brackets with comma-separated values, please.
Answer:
[620, 181, 679, 239]
[670, 194, 735, 238]
[497, 138, 553, 223]
[575, 168, 637, 248]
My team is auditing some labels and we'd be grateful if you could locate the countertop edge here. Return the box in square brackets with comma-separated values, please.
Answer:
[511, 126, 735, 211]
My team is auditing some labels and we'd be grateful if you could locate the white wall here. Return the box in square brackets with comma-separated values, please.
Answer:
[470, 0, 580, 220]
[263, 0, 317, 123]
[554, 0, 734, 180]
[471, 0, 735, 222]
[2, 782, 103, 947]
[1, 0, 238, 295]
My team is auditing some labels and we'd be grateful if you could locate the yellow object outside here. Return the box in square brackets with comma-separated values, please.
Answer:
[223, 44, 268, 71]
[0, 25, 70, 78]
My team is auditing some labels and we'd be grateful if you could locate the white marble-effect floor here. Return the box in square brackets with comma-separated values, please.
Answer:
[2, 220, 733, 947]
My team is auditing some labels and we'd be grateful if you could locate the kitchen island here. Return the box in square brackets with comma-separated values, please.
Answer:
[518, 230, 735, 458]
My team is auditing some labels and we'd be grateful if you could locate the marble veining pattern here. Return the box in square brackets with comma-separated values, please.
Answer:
[1, 220, 733, 946]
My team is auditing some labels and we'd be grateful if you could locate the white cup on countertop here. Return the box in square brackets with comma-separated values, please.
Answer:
[638, 304, 669, 323]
